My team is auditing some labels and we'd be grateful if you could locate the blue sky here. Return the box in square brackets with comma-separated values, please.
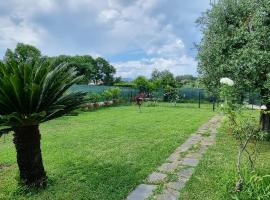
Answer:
[0, 0, 210, 78]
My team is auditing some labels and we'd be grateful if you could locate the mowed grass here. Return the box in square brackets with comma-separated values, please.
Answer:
[0, 104, 214, 200]
[180, 110, 270, 200]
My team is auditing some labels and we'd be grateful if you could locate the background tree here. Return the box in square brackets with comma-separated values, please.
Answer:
[0, 58, 85, 186]
[197, 0, 270, 133]
[3, 43, 118, 86]
[95, 57, 116, 85]
[133, 76, 150, 92]
[175, 75, 198, 88]
[51, 55, 96, 84]
[4, 43, 41, 63]
[151, 69, 176, 89]
[50, 56, 116, 85]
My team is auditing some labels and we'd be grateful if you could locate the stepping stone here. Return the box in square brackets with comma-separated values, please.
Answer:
[184, 139, 197, 146]
[201, 139, 215, 146]
[197, 128, 208, 133]
[177, 144, 190, 153]
[181, 158, 199, 167]
[155, 188, 180, 200]
[127, 184, 156, 200]
[186, 135, 201, 144]
[147, 172, 167, 184]
[167, 152, 179, 162]
[186, 153, 202, 159]
[167, 180, 186, 190]
[158, 162, 179, 173]
[177, 168, 194, 180]
[198, 146, 207, 154]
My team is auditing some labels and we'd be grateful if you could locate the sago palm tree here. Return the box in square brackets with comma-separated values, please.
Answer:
[0, 59, 86, 186]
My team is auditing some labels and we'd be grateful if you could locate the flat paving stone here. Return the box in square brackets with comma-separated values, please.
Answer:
[201, 138, 215, 146]
[177, 168, 194, 180]
[167, 180, 186, 190]
[176, 144, 190, 153]
[185, 153, 202, 159]
[198, 146, 208, 154]
[147, 172, 167, 184]
[158, 162, 179, 173]
[181, 158, 199, 167]
[155, 188, 180, 200]
[127, 184, 156, 200]
[185, 136, 201, 145]
[167, 152, 180, 162]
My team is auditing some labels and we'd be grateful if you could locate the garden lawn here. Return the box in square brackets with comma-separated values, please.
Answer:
[180, 110, 270, 200]
[0, 104, 214, 200]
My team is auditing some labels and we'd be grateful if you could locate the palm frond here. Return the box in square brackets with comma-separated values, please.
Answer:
[0, 60, 86, 127]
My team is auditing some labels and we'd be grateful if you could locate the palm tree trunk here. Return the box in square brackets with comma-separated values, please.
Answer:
[13, 125, 47, 187]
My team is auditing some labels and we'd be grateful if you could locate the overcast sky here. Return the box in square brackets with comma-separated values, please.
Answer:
[0, 0, 210, 78]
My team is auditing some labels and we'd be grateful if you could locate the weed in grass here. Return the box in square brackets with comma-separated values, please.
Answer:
[167, 172, 178, 182]
[146, 183, 166, 200]
[234, 173, 270, 200]
[189, 143, 202, 152]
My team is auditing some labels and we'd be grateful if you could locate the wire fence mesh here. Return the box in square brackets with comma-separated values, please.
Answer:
[69, 84, 262, 106]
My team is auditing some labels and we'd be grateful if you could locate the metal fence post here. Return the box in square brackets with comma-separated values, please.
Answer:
[198, 90, 201, 108]
[212, 96, 216, 111]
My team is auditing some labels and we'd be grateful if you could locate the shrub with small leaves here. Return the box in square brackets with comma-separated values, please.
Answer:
[87, 93, 101, 103]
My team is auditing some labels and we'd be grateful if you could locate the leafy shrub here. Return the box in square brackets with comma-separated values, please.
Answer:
[102, 87, 121, 103]
[163, 86, 181, 104]
[231, 173, 270, 200]
[102, 90, 113, 101]
[87, 93, 101, 103]
[102, 87, 121, 101]
[220, 77, 268, 192]
[109, 87, 121, 99]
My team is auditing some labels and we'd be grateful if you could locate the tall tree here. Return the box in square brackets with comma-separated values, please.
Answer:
[51, 55, 96, 84]
[175, 75, 198, 88]
[4, 43, 41, 64]
[51, 56, 116, 85]
[151, 69, 176, 89]
[133, 76, 150, 92]
[197, 0, 270, 132]
[95, 57, 116, 85]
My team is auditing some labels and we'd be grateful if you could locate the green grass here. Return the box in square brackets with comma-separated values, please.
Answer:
[180, 110, 270, 200]
[0, 104, 214, 200]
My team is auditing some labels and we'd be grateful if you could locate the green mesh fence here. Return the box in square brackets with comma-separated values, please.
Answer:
[179, 88, 209, 101]
[69, 85, 212, 102]
[69, 85, 139, 102]
[69, 85, 261, 105]
[148, 88, 210, 102]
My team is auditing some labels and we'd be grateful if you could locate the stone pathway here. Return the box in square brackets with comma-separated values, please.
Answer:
[126, 115, 223, 200]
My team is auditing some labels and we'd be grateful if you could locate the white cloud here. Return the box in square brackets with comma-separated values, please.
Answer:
[0, 16, 46, 47]
[98, 9, 120, 23]
[113, 55, 197, 78]
[0, 0, 210, 77]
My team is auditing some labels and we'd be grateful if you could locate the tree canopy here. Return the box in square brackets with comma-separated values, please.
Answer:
[3, 43, 117, 86]
[197, 0, 270, 101]
[50, 56, 116, 85]
[4, 43, 41, 64]
[151, 69, 177, 89]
